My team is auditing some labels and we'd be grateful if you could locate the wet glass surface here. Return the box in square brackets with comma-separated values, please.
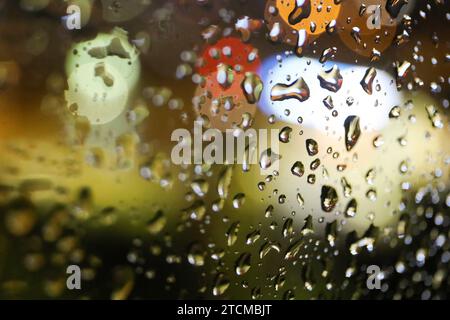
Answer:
[0, 0, 449, 299]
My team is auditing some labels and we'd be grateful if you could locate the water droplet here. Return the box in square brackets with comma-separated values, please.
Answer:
[259, 148, 281, 170]
[301, 215, 314, 235]
[373, 135, 384, 148]
[320, 185, 338, 212]
[345, 199, 357, 217]
[232, 193, 246, 209]
[270, 77, 310, 102]
[326, 220, 338, 247]
[213, 273, 230, 296]
[326, 19, 337, 34]
[282, 218, 294, 238]
[216, 63, 234, 89]
[310, 158, 321, 171]
[187, 242, 205, 266]
[399, 160, 409, 174]
[425, 105, 443, 129]
[191, 179, 209, 197]
[279, 126, 293, 143]
[344, 116, 361, 151]
[251, 287, 262, 299]
[341, 177, 352, 198]
[389, 105, 401, 118]
[288, 0, 311, 25]
[147, 210, 166, 235]
[265, 204, 274, 218]
[185, 201, 207, 221]
[317, 65, 343, 92]
[241, 72, 263, 104]
[235, 252, 251, 275]
[349, 225, 378, 255]
[323, 95, 334, 110]
[259, 242, 281, 259]
[269, 22, 282, 42]
[284, 239, 304, 260]
[297, 193, 305, 206]
[257, 182, 265, 191]
[319, 47, 337, 64]
[366, 189, 377, 202]
[212, 198, 225, 212]
[211, 249, 225, 261]
[246, 230, 261, 245]
[395, 60, 411, 87]
[306, 138, 319, 156]
[295, 29, 308, 56]
[360, 67, 377, 95]
[351, 27, 361, 44]
[371, 48, 381, 62]
[218, 166, 233, 199]
[386, 0, 408, 18]
[291, 161, 305, 177]
[366, 168, 376, 185]
[398, 136, 407, 146]
[226, 222, 240, 246]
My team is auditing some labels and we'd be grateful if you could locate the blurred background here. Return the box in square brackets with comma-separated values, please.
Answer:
[0, 0, 449, 299]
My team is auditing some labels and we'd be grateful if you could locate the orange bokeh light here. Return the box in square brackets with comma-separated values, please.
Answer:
[274, 0, 341, 35]
[337, 0, 397, 57]
[197, 37, 261, 76]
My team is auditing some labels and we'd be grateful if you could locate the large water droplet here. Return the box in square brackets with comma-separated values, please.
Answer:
[344, 116, 361, 151]
[185, 201, 207, 221]
[425, 105, 444, 129]
[386, 0, 408, 18]
[259, 242, 281, 259]
[241, 72, 263, 104]
[326, 220, 338, 247]
[291, 161, 305, 177]
[341, 177, 352, 198]
[360, 67, 377, 95]
[270, 77, 310, 102]
[246, 229, 261, 245]
[310, 158, 321, 171]
[285, 239, 304, 260]
[366, 168, 376, 185]
[345, 199, 357, 218]
[226, 222, 240, 246]
[301, 215, 314, 235]
[187, 242, 205, 266]
[306, 138, 319, 156]
[216, 63, 234, 89]
[212, 273, 230, 296]
[279, 126, 293, 143]
[232, 193, 246, 209]
[259, 148, 281, 170]
[282, 218, 294, 238]
[319, 47, 337, 64]
[317, 65, 343, 92]
[191, 179, 209, 197]
[320, 185, 339, 212]
[323, 95, 334, 110]
[288, 0, 311, 25]
[235, 252, 251, 275]
[389, 105, 401, 118]
[218, 166, 233, 199]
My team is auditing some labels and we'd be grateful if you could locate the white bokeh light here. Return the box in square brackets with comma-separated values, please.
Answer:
[258, 54, 404, 132]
